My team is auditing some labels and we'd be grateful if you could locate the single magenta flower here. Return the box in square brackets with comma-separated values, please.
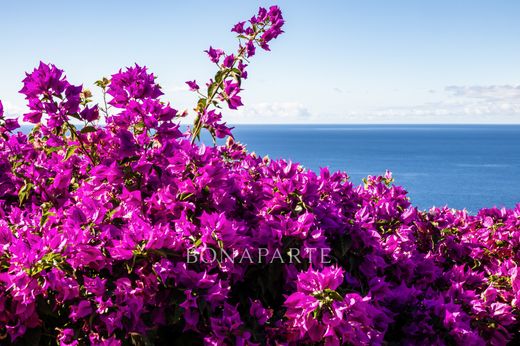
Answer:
[204, 46, 224, 63]
[185, 80, 199, 91]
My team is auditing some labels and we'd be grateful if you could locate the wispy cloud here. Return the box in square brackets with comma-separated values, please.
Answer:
[444, 85, 520, 100]
[163, 84, 520, 124]
[439, 84, 520, 116]
[244, 102, 311, 118]
[341, 84, 520, 122]
[224, 102, 312, 123]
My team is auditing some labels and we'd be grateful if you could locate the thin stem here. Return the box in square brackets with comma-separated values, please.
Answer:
[65, 121, 96, 165]
[190, 22, 268, 144]
[190, 49, 245, 144]
[99, 87, 110, 117]
[102, 89, 110, 116]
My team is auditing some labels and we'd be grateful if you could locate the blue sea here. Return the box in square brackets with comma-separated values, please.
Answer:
[229, 125, 520, 213]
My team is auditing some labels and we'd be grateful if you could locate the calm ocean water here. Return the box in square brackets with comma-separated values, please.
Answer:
[229, 125, 520, 213]
[18, 124, 520, 213]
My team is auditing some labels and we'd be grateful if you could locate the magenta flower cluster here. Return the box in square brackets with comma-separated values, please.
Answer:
[0, 5, 519, 346]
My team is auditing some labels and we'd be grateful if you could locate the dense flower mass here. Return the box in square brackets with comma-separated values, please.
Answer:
[0, 5, 519, 346]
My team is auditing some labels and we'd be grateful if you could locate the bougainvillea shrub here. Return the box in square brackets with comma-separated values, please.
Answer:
[0, 5, 519, 346]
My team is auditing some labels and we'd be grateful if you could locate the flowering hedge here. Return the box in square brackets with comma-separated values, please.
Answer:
[0, 5, 519, 346]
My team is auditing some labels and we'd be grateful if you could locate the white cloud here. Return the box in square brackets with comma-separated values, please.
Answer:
[440, 85, 520, 117]
[444, 85, 520, 100]
[334, 84, 520, 123]
[227, 85, 520, 124]
[243, 101, 310, 118]
[221, 102, 312, 124]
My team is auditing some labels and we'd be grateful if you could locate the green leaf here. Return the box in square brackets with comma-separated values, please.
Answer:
[196, 98, 207, 112]
[178, 192, 194, 201]
[104, 208, 116, 222]
[18, 181, 34, 206]
[64, 146, 79, 161]
[324, 289, 344, 302]
[231, 68, 242, 75]
[30, 252, 64, 276]
[45, 146, 62, 155]
[69, 113, 82, 121]
[80, 125, 97, 133]
[215, 70, 225, 84]
[193, 238, 202, 248]
[95, 77, 110, 89]
[208, 83, 218, 97]
[40, 211, 55, 227]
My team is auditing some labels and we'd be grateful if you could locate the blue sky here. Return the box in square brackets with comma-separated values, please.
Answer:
[1, 0, 519, 123]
